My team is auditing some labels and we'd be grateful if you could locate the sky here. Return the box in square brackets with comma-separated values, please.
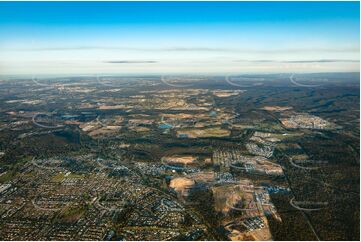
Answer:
[0, 1, 359, 76]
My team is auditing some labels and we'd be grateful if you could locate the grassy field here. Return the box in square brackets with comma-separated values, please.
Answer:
[177, 127, 230, 138]
[52, 172, 85, 182]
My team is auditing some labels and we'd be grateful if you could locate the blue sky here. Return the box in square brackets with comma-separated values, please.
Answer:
[0, 1, 359, 75]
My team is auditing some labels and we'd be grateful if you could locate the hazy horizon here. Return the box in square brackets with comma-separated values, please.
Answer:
[0, 1, 359, 75]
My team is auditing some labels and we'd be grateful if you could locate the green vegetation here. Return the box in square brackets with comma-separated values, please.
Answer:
[57, 203, 89, 223]
[0, 170, 16, 183]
